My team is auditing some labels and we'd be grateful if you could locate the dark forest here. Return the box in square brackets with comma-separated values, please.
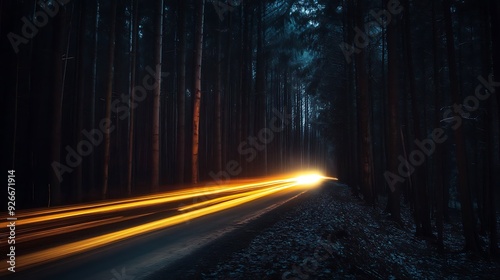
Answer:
[1, 0, 500, 278]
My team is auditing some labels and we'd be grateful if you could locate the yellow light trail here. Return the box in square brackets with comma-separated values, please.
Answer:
[8, 171, 338, 272]
[10, 178, 270, 219]
[178, 180, 295, 211]
[15, 178, 298, 225]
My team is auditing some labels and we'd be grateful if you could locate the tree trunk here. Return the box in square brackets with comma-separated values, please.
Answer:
[89, 0, 100, 196]
[355, 0, 374, 205]
[127, 0, 139, 195]
[50, 5, 68, 206]
[403, 0, 432, 237]
[443, 0, 480, 253]
[488, 0, 499, 255]
[215, 18, 222, 174]
[254, 0, 266, 174]
[486, 92, 498, 256]
[75, 0, 86, 202]
[344, 0, 359, 197]
[151, 0, 164, 191]
[192, 0, 205, 184]
[224, 12, 233, 166]
[102, 0, 118, 199]
[492, 0, 500, 119]
[432, 0, 445, 252]
[239, 3, 252, 175]
[176, 0, 187, 184]
[385, 0, 401, 222]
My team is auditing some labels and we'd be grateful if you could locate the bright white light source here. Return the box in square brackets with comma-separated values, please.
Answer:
[295, 174, 323, 185]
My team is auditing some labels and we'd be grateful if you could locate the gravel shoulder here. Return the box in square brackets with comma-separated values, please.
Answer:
[148, 182, 500, 280]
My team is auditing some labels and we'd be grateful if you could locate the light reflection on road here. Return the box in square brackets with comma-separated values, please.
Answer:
[1, 171, 337, 273]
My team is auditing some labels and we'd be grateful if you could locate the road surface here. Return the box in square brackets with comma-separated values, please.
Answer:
[1, 173, 333, 280]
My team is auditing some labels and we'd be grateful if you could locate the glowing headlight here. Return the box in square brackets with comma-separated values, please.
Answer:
[295, 174, 323, 185]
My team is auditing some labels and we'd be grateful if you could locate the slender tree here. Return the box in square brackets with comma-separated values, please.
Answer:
[255, 0, 267, 174]
[192, 0, 205, 184]
[50, 4, 68, 206]
[214, 15, 223, 174]
[443, 0, 480, 253]
[89, 0, 100, 195]
[355, 0, 374, 205]
[223, 11, 233, 166]
[239, 3, 252, 175]
[385, 0, 401, 223]
[487, 0, 499, 255]
[432, 0, 445, 251]
[127, 0, 139, 195]
[403, 0, 432, 236]
[491, 0, 500, 131]
[75, 0, 87, 202]
[102, 0, 118, 199]
[151, 0, 164, 191]
[176, 0, 187, 184]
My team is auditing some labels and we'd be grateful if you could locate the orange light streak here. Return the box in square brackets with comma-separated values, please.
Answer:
[5, 171, 336, 273]
[16, 178, 294, 225]
[18, 181, 301, 269]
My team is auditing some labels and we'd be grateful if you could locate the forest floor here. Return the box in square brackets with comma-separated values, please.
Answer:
[196, 182, 500, 279]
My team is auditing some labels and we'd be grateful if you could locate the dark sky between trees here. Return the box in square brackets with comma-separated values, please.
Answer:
[1, 0, 499, 254]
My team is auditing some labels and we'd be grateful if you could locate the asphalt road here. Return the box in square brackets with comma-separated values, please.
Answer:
[2, 185, 311, 280]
